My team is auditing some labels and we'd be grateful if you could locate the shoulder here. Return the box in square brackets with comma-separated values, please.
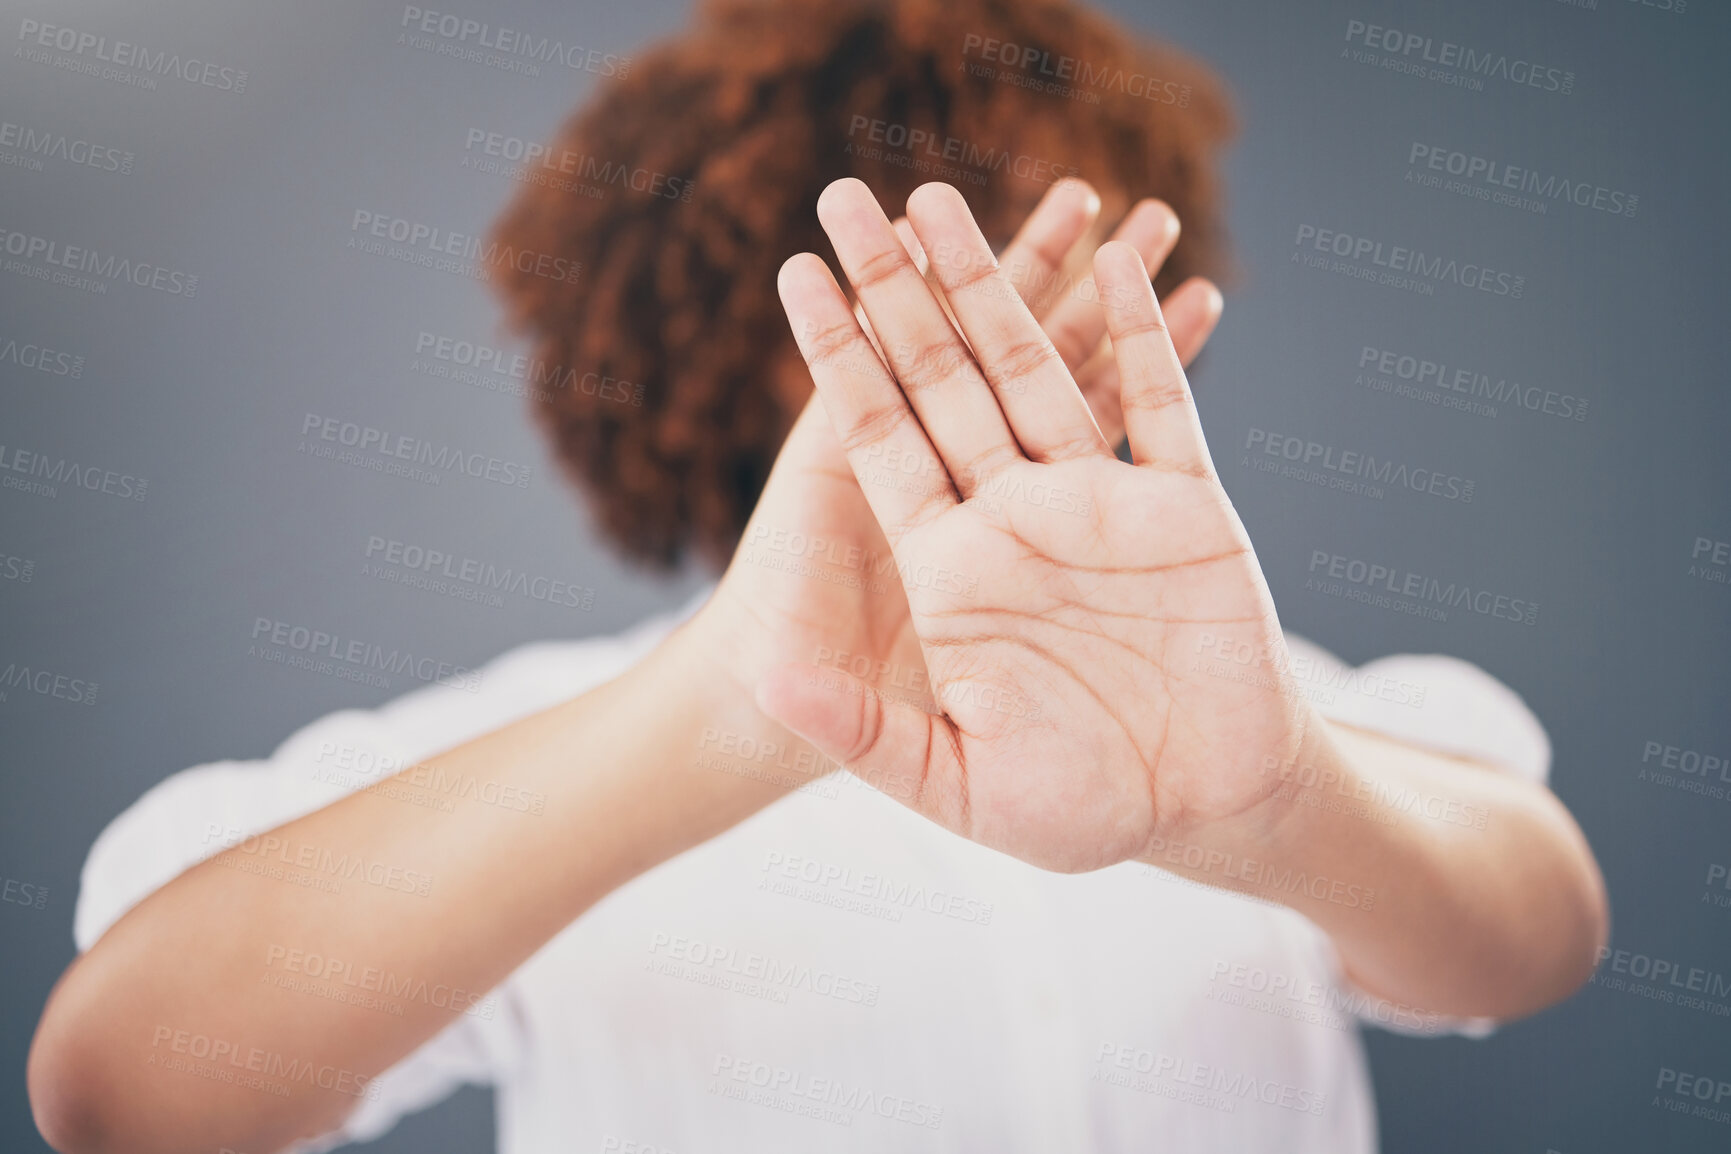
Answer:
[1282, 632, 1551, 786]
[74, 592, 707, 952]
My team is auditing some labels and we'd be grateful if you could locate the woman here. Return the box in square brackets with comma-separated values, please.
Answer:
[27, 1, 1607, 1152]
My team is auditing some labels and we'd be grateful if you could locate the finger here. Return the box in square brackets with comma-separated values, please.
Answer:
[756, 662, 960, 820]
[1043, 199, 1179, 373]
[1163, 276, 1225, 367]
[1078, 275, 1223, 444]
[1094, 242, 1216, 477]
[996, 178, 1099, 319]
[889, 216, 968, 348]
[778, 252, 958, 535]
[891, 216, 927, 275]
[858, 218, 953, 356]
[906, 182, 1109, 465]
[817, 178, 1020, 496]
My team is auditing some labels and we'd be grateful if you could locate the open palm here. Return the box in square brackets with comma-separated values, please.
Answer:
[707, 181, 1224, 786]
[762, 180, 1311, 873]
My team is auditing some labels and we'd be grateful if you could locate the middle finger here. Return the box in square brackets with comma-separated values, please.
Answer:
[816, 178, 1022, 496]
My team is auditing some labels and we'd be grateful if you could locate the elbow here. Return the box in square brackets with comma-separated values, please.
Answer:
[1527, 790, 1611, 1011]
[1553, 845, 1611, 1002]
[28, 995, 114, 1154]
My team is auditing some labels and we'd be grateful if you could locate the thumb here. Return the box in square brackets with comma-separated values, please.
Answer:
[755, 662, 945, 810]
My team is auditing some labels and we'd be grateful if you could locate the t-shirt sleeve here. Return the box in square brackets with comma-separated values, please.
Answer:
[1282, 634, 1550, 786]
[67, 594, 702, 1149]
[1280, 632, 1553, 1039]
[72, 702, 530, 1151]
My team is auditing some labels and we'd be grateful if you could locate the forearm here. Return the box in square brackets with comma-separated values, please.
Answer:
[1139, 712, 1608, 1021]
[28, 611, 808, 1154]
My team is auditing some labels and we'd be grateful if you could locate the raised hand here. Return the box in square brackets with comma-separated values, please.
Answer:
[761, 179, 1313, 874]
[700, 180, 1223, 765]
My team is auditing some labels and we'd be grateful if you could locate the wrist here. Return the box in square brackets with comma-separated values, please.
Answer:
[1246, 708, 1355, 863]
[657, 596, 841, 796]
[675, 590, 779, 719]
[1134, 707, 1365, 907]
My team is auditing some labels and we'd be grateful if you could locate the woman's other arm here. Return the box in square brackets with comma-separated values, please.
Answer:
[27, 612, 789, 1154]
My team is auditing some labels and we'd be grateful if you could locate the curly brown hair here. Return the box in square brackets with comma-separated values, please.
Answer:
[488, 0, 1235, 572]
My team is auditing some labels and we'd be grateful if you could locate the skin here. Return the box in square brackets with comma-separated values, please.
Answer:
[26, 179, 1608, 1154]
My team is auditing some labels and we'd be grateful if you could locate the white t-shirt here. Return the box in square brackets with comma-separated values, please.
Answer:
[74, 589, 1550, 1154]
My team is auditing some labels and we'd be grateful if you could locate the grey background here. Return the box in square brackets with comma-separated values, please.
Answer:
[2, 0, 1726, 1151]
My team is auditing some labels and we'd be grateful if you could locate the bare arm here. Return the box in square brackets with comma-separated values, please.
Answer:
[760, 177, 1608, 1034]
[26, 612, 792, 1154]
[1139, 715, 1608, 1021]
[28, 177, 1205, 1154]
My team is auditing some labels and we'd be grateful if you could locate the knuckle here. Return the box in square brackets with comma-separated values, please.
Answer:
[851, 246, 916, 292]
[839, 403, 913, 455]
[804, 320, 868, 370]
[990, 337, 1062, 386]
[894, 340, 975, 394]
